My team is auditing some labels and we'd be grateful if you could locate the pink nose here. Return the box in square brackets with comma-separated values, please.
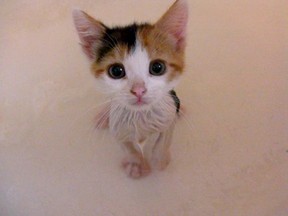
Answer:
[130, 83, 147, 97]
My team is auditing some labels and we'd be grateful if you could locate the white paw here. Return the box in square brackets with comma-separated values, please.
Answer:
[122, 155, 151, 179]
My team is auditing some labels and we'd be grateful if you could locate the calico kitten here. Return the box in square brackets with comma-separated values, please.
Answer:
[73, 0, 188, 178]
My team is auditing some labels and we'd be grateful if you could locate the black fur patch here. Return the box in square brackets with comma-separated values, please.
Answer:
[96, 23, 150, 62]
[169, 90, 180, 113]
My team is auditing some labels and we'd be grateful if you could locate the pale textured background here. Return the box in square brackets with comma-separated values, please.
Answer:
[1, 0, 288, 215]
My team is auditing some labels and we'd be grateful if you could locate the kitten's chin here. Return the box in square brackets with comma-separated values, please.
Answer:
[115, 96, 159, 111]
[128, 102, 151, 111]
[126, 96, 165, 111]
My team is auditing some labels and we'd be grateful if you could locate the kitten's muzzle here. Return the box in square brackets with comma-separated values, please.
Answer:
[130, 83, 147, 98]
[130, 83, 147, 106]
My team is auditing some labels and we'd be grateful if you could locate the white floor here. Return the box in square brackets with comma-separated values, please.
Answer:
[1, 0, 288, 215]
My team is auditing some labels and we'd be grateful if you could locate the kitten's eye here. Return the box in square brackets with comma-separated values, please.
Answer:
[108, 64, 126, 79]
[149, 60, 166, 76]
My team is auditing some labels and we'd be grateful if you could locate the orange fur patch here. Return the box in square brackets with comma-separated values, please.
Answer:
[138, 25, 185, 81]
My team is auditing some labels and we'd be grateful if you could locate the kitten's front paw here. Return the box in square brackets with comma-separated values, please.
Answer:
[122, 155, 151, 179]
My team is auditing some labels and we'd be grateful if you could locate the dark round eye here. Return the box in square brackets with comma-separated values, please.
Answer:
[149, 60, 166, 76]
[108, 64, 126, 79]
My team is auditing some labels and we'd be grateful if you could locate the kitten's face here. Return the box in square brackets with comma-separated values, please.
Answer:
[73, 0, 188, 110]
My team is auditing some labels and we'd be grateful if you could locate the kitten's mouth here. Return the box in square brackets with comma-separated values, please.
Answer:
[133, 100, 147, 106]
[135, 101, 146, 106]
[130, 97, 149, 107]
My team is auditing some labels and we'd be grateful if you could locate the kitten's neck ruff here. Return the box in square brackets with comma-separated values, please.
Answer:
[109, 93, 177, 142]
[110, 92, 175, 114]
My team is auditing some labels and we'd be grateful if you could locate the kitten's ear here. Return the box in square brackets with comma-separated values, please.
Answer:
[72, 9, 106, 60]
[155, 0, 188, 51]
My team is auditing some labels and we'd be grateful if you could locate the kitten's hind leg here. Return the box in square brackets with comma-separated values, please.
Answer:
[121, 142, 151, 179]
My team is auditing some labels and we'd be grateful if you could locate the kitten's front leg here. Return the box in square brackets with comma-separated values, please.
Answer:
[121, 141, 151, 179]
[151, 123, 175, 170]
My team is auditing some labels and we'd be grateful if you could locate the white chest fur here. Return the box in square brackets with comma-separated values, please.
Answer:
[109, 95, 176, 143]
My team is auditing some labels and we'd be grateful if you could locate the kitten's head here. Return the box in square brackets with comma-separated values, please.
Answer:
[73, 0, 188, 110]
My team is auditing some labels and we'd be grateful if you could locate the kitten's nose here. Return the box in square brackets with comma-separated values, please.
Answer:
[130, 83, 147, 97]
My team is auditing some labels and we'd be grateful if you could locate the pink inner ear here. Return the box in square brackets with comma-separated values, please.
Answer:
[80, 34, 99, 60]
[73, 10, 104, 60]
[156, 0, 188, 50]
[175, 13, 188, 39]
[174, 14, 188, 50]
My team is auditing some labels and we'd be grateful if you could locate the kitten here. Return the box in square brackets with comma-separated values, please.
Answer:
[73, 0, 188, 178]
